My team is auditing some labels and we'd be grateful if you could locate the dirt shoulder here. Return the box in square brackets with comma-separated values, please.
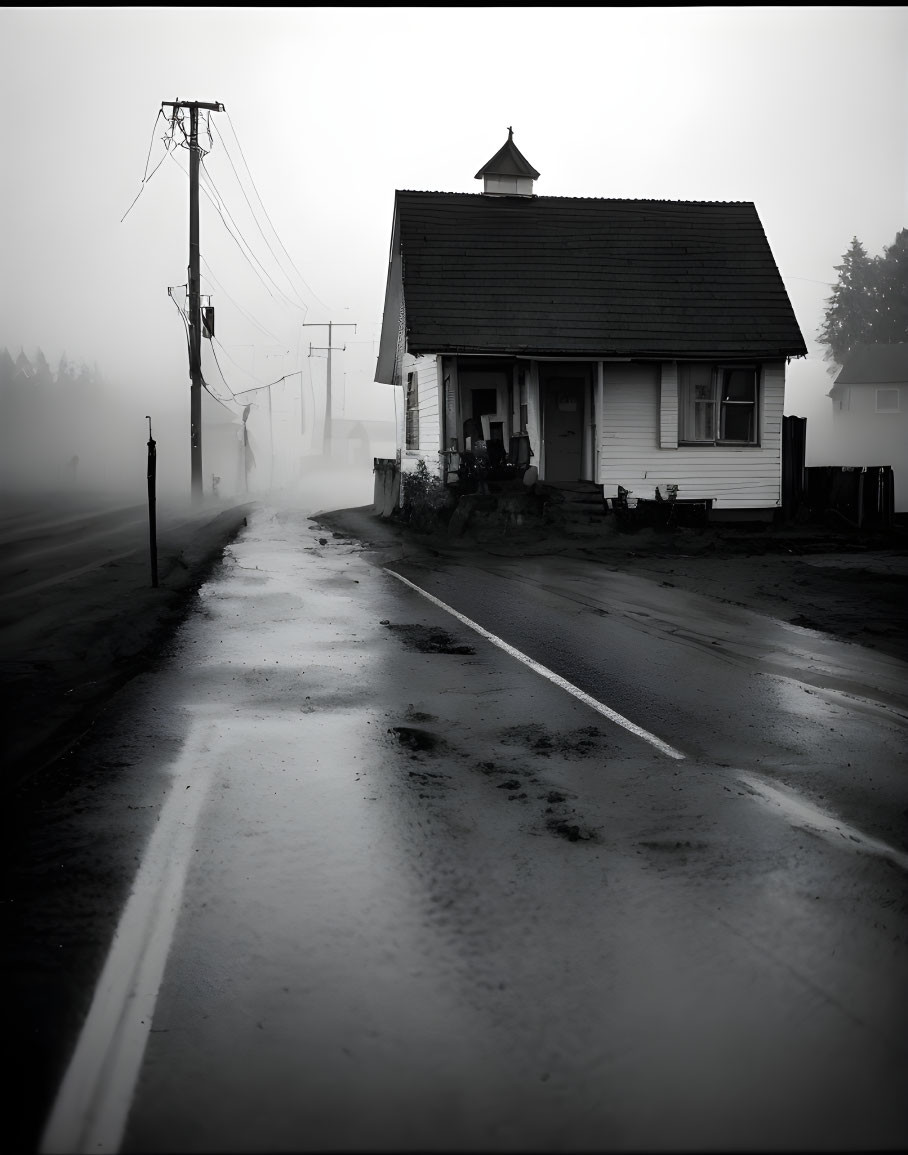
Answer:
[314, 505, 908, 666]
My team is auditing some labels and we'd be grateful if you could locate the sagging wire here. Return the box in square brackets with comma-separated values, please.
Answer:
[220, 113, 331, 313]
[169, 152, 282, 312]
[232, 370, 303, 400]
[167, 148, 299, 315]
[208, 119, 307, 311]
[121, 109, 172, 223]
[199, 156, 305, 313]
[200, 257, 287, 345]
[168, 285, 239, 408]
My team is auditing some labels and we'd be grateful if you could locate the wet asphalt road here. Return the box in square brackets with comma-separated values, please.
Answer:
[29, 506, 908, 1152]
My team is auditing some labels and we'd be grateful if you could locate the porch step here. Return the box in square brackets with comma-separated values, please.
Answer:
[541, 482, 612, 536]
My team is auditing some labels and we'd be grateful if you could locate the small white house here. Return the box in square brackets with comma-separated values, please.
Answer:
[375, 131, 807, 518]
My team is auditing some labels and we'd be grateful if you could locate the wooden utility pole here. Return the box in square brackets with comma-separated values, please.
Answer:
[303, 322, 356, 455]
[162, 98, 225, 502]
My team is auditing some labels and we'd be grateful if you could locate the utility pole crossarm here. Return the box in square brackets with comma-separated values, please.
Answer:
[302, 322, 356, 455]
[162, 100, 225, 112]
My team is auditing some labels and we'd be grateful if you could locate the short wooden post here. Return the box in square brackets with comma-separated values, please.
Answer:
[146, 416, 158, 588]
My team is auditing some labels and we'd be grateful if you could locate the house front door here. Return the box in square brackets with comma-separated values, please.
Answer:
[543, 376, 584, 484]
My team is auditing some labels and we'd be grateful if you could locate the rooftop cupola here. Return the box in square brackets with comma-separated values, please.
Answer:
[475, 127, 539, 197]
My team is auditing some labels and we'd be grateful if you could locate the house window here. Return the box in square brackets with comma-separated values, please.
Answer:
[876, 388, 900, 413]
[679, 364, 759, 445]
[405, 371, 419, 448]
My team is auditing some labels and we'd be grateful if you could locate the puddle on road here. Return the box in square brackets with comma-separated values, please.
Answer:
[735, 771, 908, 872]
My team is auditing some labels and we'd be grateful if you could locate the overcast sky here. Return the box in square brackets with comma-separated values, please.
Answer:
[2, 5, 906, 431]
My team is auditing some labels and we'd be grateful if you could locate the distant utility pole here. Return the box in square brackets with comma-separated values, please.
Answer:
[303, 321, 356, 455]
[162, 97, 225, 502]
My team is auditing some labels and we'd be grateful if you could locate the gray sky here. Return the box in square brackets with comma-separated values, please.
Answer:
[2, 5, 906, 429]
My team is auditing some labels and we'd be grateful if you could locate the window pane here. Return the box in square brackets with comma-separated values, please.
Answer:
[694, 401, 715, 441]
[720, 403, 754, 441]
[876, 388, 899, 412]
[406, 372, 419, 448]
[722, 368, 755, 402]
[680, 363, 714, 441]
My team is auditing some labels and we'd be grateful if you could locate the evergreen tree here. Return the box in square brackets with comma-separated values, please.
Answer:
[56, 353, 76, 386]
[0, 347, 15, 393]
[875, 227, 908, 345]
[819, 230, 908, 364]
[32, 348, 54, 389]
[818, 237, 878, 363]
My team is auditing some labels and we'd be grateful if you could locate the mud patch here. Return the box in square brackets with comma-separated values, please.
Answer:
[547, 818, 599, 843]
[380, 622, 475, 655]
[500, 722, 604, 759]
[388, 726, 442, 752]
[407, 768, 451, 798]
[404, 705, 437, 723]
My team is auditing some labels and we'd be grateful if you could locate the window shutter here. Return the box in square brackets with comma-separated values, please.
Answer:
[660, 362, 679, 449]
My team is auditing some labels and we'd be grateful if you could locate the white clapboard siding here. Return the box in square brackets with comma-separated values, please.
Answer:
[401, 353, 442, 475]
[599, 362, 785, 508]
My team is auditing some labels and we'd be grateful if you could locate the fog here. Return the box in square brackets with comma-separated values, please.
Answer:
[0, 346, 396, 507]
[1, 6, 905, 507]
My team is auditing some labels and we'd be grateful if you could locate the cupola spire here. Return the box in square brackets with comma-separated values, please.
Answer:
[475, 128, 539, 196]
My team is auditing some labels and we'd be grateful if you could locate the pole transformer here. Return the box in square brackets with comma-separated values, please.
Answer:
[162, 98, 224, 502]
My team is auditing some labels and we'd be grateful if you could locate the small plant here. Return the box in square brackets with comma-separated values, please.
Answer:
[400, 459, 450, 532]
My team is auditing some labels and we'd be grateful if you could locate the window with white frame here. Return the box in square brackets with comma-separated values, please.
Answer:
[875, 388, 900, 413]
[405, 371, 419, 448]
[679, 364, 759, 445]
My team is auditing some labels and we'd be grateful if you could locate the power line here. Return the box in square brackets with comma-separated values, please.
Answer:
[222, 112, 331, 313]
[206, 340, 244, 404]
[200, 257, 289, 345]
[207, 120, 308, 310]
[171, 286, 239, 408]
[121, 109, 169, 223]
[232, 370, 303, 399]
[210, 335, 274, 387]
[168, 150, 298, 314]
[199, 157, 307, 313]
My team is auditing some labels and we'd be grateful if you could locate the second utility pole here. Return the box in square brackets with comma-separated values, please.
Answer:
[162, 97, 224, 502]
[303, 321, 356, 455]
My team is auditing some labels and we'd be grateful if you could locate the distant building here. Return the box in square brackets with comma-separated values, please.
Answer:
[827, 342, 908, 512]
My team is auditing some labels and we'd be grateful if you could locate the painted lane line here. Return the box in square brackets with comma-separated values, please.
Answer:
[385, 568, 685, 760]
[40, 719, 220, 1155]
[736, 771, 908, 872]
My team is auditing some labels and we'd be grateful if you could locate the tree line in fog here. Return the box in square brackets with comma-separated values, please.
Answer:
[0, 345, 145, 496]
[0, 346, 105, 393]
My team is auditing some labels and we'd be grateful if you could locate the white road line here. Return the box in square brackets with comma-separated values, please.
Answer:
[736, 771, 908, 872]
[385, 567, 685, 760]
[40, 719, 220, 1155]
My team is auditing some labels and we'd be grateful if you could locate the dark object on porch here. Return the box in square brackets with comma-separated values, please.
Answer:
[458, 443, 524, 490]
[610, 487, 711, 530]
[806, 465, 894, 529]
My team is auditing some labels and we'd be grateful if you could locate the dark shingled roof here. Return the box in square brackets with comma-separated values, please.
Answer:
[833, 342, 908, 385]
[397, 192, 807, 359]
